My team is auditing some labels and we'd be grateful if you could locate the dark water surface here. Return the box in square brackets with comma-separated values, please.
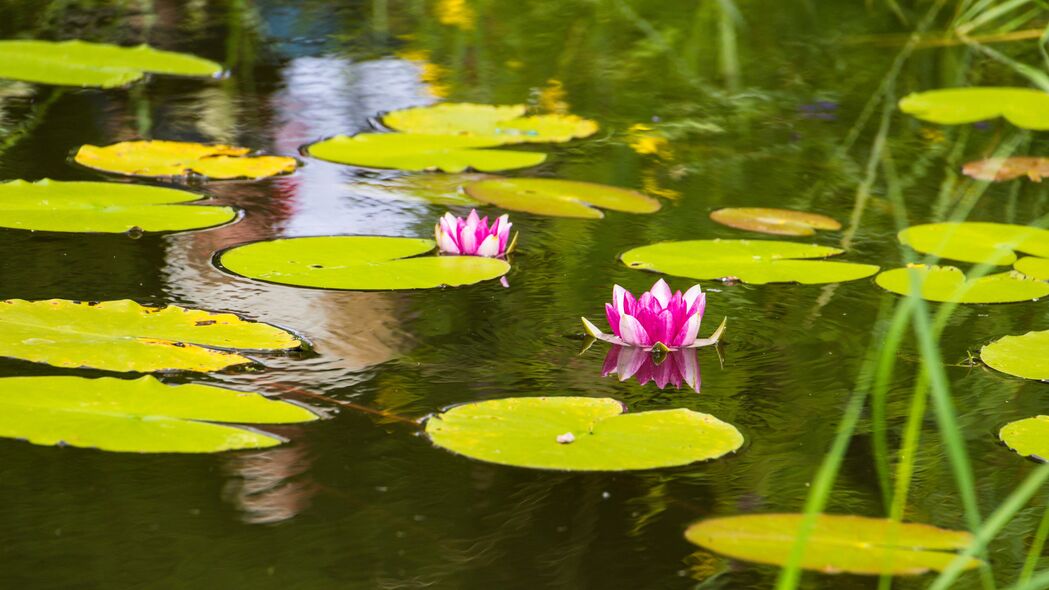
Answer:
[1, 1, 1048, 588]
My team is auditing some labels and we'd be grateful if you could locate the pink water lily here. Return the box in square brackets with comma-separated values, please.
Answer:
[602, 346, 701, 393]
[581, 278, 725, 351]
[435, 209, 512, 257]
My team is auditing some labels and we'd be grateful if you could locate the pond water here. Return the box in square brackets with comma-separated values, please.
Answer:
[1, 1, 1048, 588]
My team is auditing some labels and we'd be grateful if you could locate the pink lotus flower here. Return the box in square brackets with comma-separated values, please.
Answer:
[581, 278, 725, 351]
[435, 209, 513, 257]
[602, 346, 701, 392]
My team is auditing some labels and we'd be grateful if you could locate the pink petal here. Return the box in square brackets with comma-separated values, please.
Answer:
[684, 285, 704, 313]
[672, 313, 700, 347]
[605, 303, 621, 337]
[612, 285, 628, 314]
[436, 229, 461, 254]
[618, 314, 650, 346]
[650, 278, 672, 308]
[654, 309, 675, 346]
[476, 234, 500, 257]
[652, 359, 673, 388]
[466, 209, 480, 227]
[460, 228, 478, 254]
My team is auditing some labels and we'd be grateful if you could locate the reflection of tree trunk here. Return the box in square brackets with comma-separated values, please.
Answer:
[222, 431, 317, 525]
[160, 52, 441, 523]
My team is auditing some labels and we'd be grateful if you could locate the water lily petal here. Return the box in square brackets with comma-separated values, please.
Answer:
[605, 303, 622, 337]
[673, 313, 701, 347]
[476, 234, 500, 257]
[618, 314, 650, 346]
[612, 285, 629, 314]
[683, 284, 703, 310]
[650, 278, 672, 308]
[437, 229, 462, 254]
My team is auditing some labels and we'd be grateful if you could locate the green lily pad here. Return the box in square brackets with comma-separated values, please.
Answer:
[381, 102, 598, 144]
[0, 375, 316, 453]
[898, 222, 1049, 265]
[75, 141, 298, 180]
[305, 133, 546, 173]
[0, 299, 303, 373]
[709, 208, 841, 237]
[0, 40, 221, 88]
[981, 330, 1049, 381]
[1001, 417, 1049, 461]
[620, 239, 879, 285]
[1016, 257, 1049, 280]
[351, 174, 484, 206]
[898, 87, 1049, 130]
[424, 396, 743, 471]
[685, 514, 979, 575]
[218, 236, 510, 290]
[462, 177, 660, 219]
[875, 265, 1049, 303]
[0, 179, 237, 233]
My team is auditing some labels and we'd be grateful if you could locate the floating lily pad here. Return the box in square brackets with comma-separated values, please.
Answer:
[685, 514, 979, 575]
[898, 222, 1049, 265]
[0, 299, 302, 373]
[463, 178, 660, 219]
[306, 133, 546, 173]
[981, 330, 1049, 380]
[425, 396, 742, 471]
[709, 208, 841, 236]
[620, 240, 879, 285]
[218, 236, 509, 290]
[963, 157, 1049, 182]
[898, 87, 1049, 130]
[1016, 257, 1049, 280]
[351, 174, 485, 206]
[0, 40, 221, 88]
[381, 103, 598, 144]
[875, 265, 1049, 303]
[1001, 417, 1049, 461]
[0, 375, 316, 453]
[0, 179, 237, 233]
[74, 140, 297, 180]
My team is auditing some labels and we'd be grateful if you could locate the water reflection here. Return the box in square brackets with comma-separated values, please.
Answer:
[601, 346, 701, 393]
[222, 434, 317, 525]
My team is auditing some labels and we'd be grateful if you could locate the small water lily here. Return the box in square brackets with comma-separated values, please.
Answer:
[602, 346, 701, 393]
[435, 209, 513, 257]
[581, 278, 726, 351]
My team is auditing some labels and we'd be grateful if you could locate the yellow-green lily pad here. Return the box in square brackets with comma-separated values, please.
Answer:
[463, 177, 660, 219]
[425, 396, 743, 471]
[0, 299, 303, 373]
[898, 87, 1049, 130]
[709, 208, 841, 236]
[0, 179, 237, 233]
[1001, 417, 1049, 461]
[875, 265, 1049, 303]
[620, 239, 879, 285]
[218, 236, 509, 290]
[74, 140, 297, 180]
[381, 102, 598, 144]
[685, 514, 979, 575]
[306, 133, 546, 173]
[1016, 257, 1049, 280]
[982, 330, 1049, 381]
[0, 40, 221, 88]
[898, 222, 1049, 265]
[0, 375, 316, 453]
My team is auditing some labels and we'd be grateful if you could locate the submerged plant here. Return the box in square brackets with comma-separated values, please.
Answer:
[582, 278, 726, 351]
[435, 209, 515, 257]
